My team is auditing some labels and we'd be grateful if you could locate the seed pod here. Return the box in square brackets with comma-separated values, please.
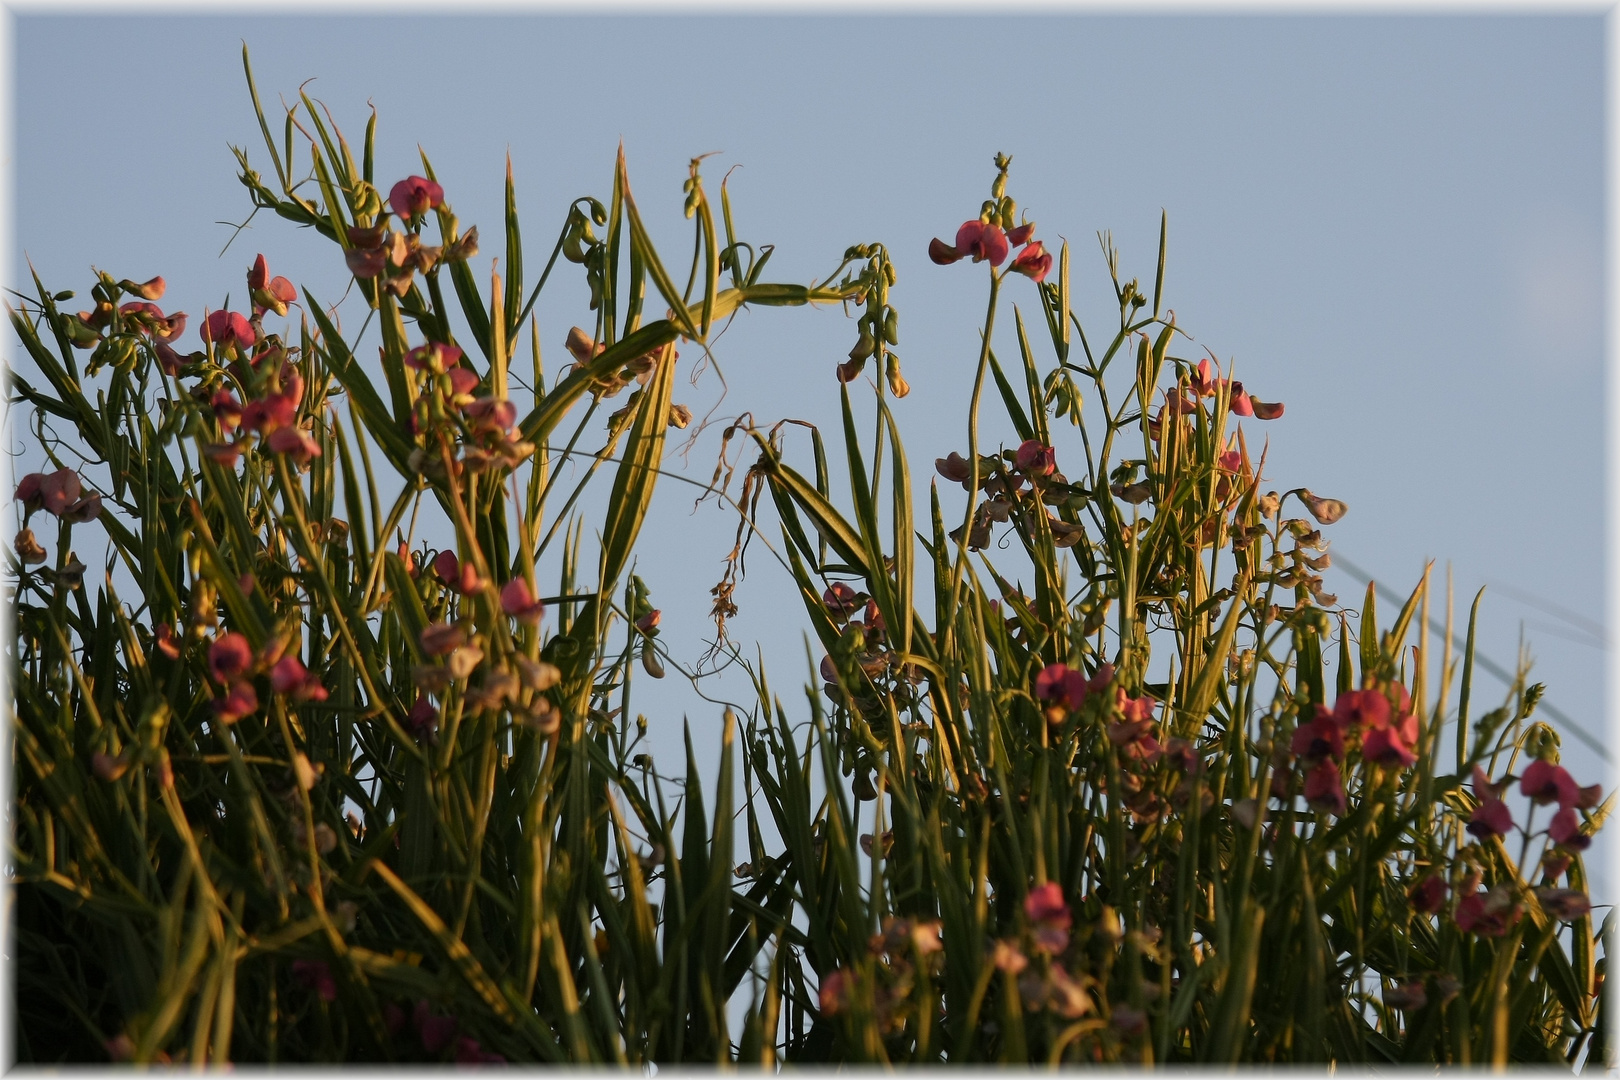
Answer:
[882, 308, 899, 346]
[641, 645, 665, 679]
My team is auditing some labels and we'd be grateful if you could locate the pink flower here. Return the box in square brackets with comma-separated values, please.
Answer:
[1009, 241, 1053, 282]
[1362, 725, 1417, 769]
[270, 655, 328, 703]
[266, 425, 321, 464]
[36, 469, 83, 517]
[1467, 765, 1514, 838]
[1332, 688, 1390, 729]
[211, 390, 244, 430]
[1455, 887, 1518, 937]
[1116, 689, 1156, 722]
[823, 581, 862, 615]
[1024, 882, 1072, 954]
[214, 679, 259, 723]
[201, 310, 255, 355]
[208, 631, 253, 685]
[60, 493, 103, 524]
[1303, 759, 1346, 815]
[404, 341, 463, 373]
[1468, 798, 1514, 839]
[407, 696, 440, 744]
[123, 275, 166, 301]
[819, 968, 854, 1016]
[1034, 663, 1088, 714]
[1014, 439, 1056, 476]
[1409, 874, 1449, 914]
[928, 237, 964, 265]
[291, 959, 337, 1002]
[464, 395, 515, 431]
[500, 578, 545, 624]
[1290, 707, 1345, 763]
[1006, 222, 1035, 246]
[390, 176, 445, 219]
[955, 220, 1009, 266]
[934, 451, 974, 487]
[634, 609, 661, 634]
[1548, 806, 1590, 851]
[1521, 759, 1580, 808]
[413, 1000, 457, 1053]
[447, 369, 482, 404]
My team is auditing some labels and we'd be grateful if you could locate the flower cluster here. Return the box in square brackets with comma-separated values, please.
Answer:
[204, 630, 328, 725]
[1285, 683, 1418, 816]
[342, 175, 477, 297]
[13, 468, 103, 567]
[402, 341, 536, 474]
[818, 915, 944, 1035]
[936, 438, 1080, 552]
[928, 154, 1053, 283]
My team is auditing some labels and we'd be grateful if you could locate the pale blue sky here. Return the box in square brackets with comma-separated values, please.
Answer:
[9, 14, 1610, 885]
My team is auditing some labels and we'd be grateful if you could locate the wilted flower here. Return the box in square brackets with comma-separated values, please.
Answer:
[1046, 965, 1093, 1019]
[991, 938, 1029, 974]
[419, 622, 467, 657]
[934, 451, 974, 487]
[1383, 981, 1427, 1011]
[14, 528, 46, 565]
[1296, 489, 1348, 526]
[1535, 887, 1592, 921]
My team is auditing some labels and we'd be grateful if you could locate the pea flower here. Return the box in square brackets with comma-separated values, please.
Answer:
[1291, 705, 1345, 764]
[1009, 240, 1053, 282]
[201, 310, 256, 355]
[1303, 759, 1346, 815]
[1023, 881, 1072, 954]
[823, 581, 863, 616]
[208, 632, 254, 685]
[1466, 765, 1514, 838]
[1521, 759, 1580, 808]
[1014, 439, 1056, 476]
[390, 176, 444, 220]
[1408, 874, 1449, 914]
[500, 578, 546, 624]
[270, 655, 329, 703]
[1548, 807, 1590, 851]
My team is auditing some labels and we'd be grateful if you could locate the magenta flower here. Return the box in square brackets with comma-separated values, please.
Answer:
[1362, 725, 1418, 769]
[1332, 687, 1390, 729]
[390, 176, 445, 219]
[1009, 241, 1053, 282]
[413, 1000, 457, 1054]
[500, 578, 546, 624]
[214, 679, 259, 724]
[407, 696, 440, 744]
[1014, 439, 1056, 476]
[956, 220, 1009, 266]
[291, 959, 338, 1003]
[1409, 874, 1449, 914]
[208, 632, 254, 685]
[1303, 759, 1346, 815]
[1290, 707, 1345, 764]
[266, 425, 321, 464]
[1467, 766, 1514, 838]
[201, 310, 255, 355]
[1521, 759, 1580, 808]
[1548, 806, 1590, 851]
[270, 655, 329, 703]
[405, 341, 463, 373]
[36, 469, 83, 517]
[1455, 887, 1518, 937]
